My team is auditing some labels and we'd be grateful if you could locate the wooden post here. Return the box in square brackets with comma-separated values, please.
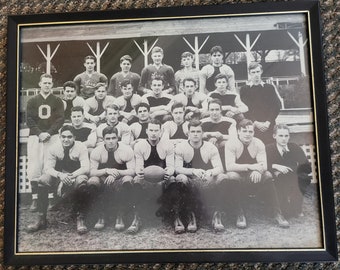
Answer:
[86, 41, 110, 73]
[36, 43, 60, 74]
[134, 39, 159, 68]
[182, 36, 209, 69]
[287, 31, 307, 76]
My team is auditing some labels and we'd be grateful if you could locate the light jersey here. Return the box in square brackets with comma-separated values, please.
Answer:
[236, 144, 257, 164]
[171, 122, 187, 140]
[183, 144, 213, 171]
[209, 92, 237, 107]
[144, 141, 166, 168]
[97, 148, 127, 170]
[55, 145, 81, 173]
[73, 126, 92, 142]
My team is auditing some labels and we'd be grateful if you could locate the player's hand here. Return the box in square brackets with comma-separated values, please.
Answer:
[185, 111, 194, 121]
[136, 168, 144, 181]
[254, 121, 269, 132]
[226, 111, 235, 118]
[105, 175, 116, 185]
[209, 137, 218, 145]
[193, 169, 205, 180]
[39, 132, 50, 142]
[59, 173, 73, 186]
[275, 165, 293, 175]
[250, 171, 262, 183]
[204, 170, 213, 182]
[106, 168, 120, 178]
[164, 167, 174, 181]
[91, 116, 101, 125]
[248, 163, 264, 173]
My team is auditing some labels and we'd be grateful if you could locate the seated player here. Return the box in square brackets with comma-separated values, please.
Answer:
[199, 45, 236, 93]
[174, 52, 200, 93]
[139, 46, 176, 95]
[27, 125, 90, 234]
[174, 120, 226, 233]
[113, 79, 147, 124]
[171, 78, 207, 120]
[266, 124, 312, 219]
[84, 83, 115, 125]
[142, 76, 173, 123]
[62, 81, 86, 122]
[96, 104, 131, 145]
[207, 73, 248, 121]
[224, 119, 289, 229]
[130, 102, 151, 148]
[161, 102, 188, 147]
[108, 55, 141, 97]
[88, 126, 136, 232]
[133, 119, 175, 233]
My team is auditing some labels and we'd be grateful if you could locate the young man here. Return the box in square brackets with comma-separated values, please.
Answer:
[26, 73, 64, 211]
[84, 83, 115, 125]
[207, 73, 248, 121]
[174, 52, 200, 93]
[142, 76, 173, 123]
[27, 125, 90, 234]
[130, 102, 151, 147]
[62, 81, 86, 121]
[266, 124, 311, 218]
[174, 120, 225, 233]
[240, 62, 282, 144]
[73, 55, 108, 99]
[133, 119, 175, 233]
[139, 46, 176, 95]
[113, 79, 146, 124]
[96, 104, 131, 145]
[224, 119, 289, 229]
[172, 78, 207, 120]
[88, 126, 136, 232]
[108, 55, 141, 97]
[199, 46, 236, 93]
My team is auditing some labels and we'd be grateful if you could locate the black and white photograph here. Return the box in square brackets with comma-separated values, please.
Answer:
[4, 1, 337, 265]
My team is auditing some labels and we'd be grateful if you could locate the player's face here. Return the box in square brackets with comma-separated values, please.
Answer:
[60, 130, 75, 148]
[84, 59, 96, 72]
[63, 87, 77, 100]
[71, 111, 84, 128]
[211, 52, 223, 66]
[188, 126, 203, 143]
[121, 84, 133, 98]
[120, 60, 131, 72]
[94, 86, 107, 100]
[106, 108, 119, 125]
[104, 133, 119, 150]
[209, 103, 222, 121]
[151, 52, 163, 65]
[182, 56, 193, 68]
[137, 106, 149, 122]
[248, 66, 263, 85]
[147, 123, 161, 141]
[215, 78, 228, 92]
[172, 107, 184, 124]
[151, 79, 164, 96]
[274, 128, 290, 147]
[39, 77, 53, 95]
[238, 125, 255, 144]
[183, 80, 196, 96]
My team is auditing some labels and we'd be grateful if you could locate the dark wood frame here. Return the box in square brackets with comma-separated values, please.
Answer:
[5, 0, 337, 265]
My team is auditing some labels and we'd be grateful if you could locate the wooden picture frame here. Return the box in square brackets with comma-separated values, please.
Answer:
[5, 0, 337, 265]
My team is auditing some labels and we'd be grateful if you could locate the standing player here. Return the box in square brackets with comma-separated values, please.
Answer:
[130, 102, 151, 147]
[199, 46, 236, 93]
[139, 46, 176, 95]
[108, 55, 141, 97]
[88, 126, 135, 232]
[174, 52, 200, 93]
[27, 125, 90, 234]
[83, 83, 115, 125]
[73, 55, 108, 99]
[240, 62, 282, 143]
[174, 120, 225, 233]
[61, 81, 86, 122]
[224, 119, 289, 229]
[133, 119, 175, 233]
[26, 73, 64, 211]
[266, 124, 311, 219]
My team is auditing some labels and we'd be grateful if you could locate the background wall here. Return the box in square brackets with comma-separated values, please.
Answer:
[0, 0, 339, 268]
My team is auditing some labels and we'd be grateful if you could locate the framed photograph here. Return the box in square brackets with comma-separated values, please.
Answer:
[5, 0, 337, 265]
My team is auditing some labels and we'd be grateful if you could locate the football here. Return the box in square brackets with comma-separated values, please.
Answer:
[143, 165, 165, 183]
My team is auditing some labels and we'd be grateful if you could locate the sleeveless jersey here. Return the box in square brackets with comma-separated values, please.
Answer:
[236, 144, 257, 164]
[206, 66, 221, 92]
[144, 141, 166, 168]
[184, 146, 213, 170]
[90, 98, 105, 116]
[187, 97, 195, 107]
[147, 96, 171, 108]
[201, 120, 232, 135]
[124, 98, 134, 112]
[138, 122, 148, 139]
[98, 149, 127, 170]
[64, 99, 74, 120]
[210, 92, 237, 107]
[73, 127, 92, 142]
[171, 123, 187, 140]
[56, 146, 81, 173]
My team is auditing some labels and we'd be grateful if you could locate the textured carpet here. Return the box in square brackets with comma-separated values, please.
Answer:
[0, 0, 339, 269]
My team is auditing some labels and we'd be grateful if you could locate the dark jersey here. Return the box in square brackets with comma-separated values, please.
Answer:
[55, 146, 81, 173]
[73, 127, 92, 142]
[98, 149, 127, 170]
[236, 145, 257, 164]
[201, 119, 232, 135]
[171, 123, 187, 140]
[184, 146, 213, 170]
[144, 141, 166, 168]
[210, 92, 237, 107]
[206, 66, 221, 92]
[146, 96, 172, 108]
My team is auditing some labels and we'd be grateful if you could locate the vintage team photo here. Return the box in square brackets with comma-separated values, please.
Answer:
[16, 12, 323, 253]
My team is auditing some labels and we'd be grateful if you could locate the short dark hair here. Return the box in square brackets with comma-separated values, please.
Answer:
[63, 81, 76, 90]
[150, 75, 164, 85]
[71, 106, 84, 114]
[84, 55, 96, 63]
[60, 125, 76, 136]
[171, 102, 185, 112]
[188, 119, 202, 130]
[135, 102, 150, 113]
[273, 124, 290, 135]
[151, 46, 163, 55]
[148, 118, 162, 128]
[248, 62, 263, 72]
[214, 73, 228, 83]
[120, 79, 132, 88]
[102, 126, 118, 138]
[183, 77, 197, 87]
[237, 119, 254, 130]
[120, 55, 132, 63]
[210, 45, 223, 55]
[95, 82, 107, 90]
[208, 98, 222, 110]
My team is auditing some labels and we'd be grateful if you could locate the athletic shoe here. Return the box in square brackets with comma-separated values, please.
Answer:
[27, 213, 46, 232]
[29, 199, 38, 212]
[114, 215, 125, 231]
[275, 213, 290, 228]
[187, 212, 197, 233]
[94, 218, 105, 231]
[76, 215, 88, 234]
[174, 217, 185, 234]
[236, 213, 247, 229]
[126, 214, 140, 234]
[212, 211, 225, 232]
